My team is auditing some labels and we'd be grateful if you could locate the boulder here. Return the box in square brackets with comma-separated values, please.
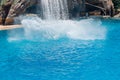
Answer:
[5, 17, 14, 25]
[0, 17, 2, 25]
[0, 17, 14, 25]
[102, 0, 115, 16]
[7, 0, 37, 18]
[0, 0, 37, 25]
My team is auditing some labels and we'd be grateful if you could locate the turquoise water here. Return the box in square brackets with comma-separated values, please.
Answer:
[0, 19, 120, 80]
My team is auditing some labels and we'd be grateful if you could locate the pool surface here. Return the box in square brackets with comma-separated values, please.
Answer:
[0, 18, 120, 80]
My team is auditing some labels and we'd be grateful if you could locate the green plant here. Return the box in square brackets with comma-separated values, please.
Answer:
[112, 0, 120, 9]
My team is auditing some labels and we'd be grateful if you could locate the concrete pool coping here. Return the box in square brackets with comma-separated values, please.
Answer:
[0, 25, 22, 31]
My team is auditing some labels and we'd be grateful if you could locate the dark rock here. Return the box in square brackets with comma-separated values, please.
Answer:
[7, 0, 37, 18]
[68, 0, 86, 18]
[0, 0, 13, 25]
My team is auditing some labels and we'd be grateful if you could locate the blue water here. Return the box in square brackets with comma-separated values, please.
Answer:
[0, 19, 120, 80]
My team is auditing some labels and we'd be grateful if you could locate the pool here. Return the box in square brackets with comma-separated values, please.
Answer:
[0, 18, 120, 80]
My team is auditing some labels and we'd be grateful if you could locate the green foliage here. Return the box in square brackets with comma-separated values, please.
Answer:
[112, 0, 120, 9]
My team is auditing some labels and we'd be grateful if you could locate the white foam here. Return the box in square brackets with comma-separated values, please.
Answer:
[20, 17, 106, 41]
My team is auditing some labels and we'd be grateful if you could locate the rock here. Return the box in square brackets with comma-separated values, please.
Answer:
[86, 0, 115, 16]
[0, 0, 116, 25]
[0, 0, 13, 25]
[67, 0, 86, 17]
[7, 0, 37, 18]
[114, 12, 120, 17]
[89, 10, 101, 15]
[5, 17, 14, 25]
[67, 0, 115, 17]
[0, 17, 2, 25]
[0, 0, 37, 25]
[102, 0, 115, 16]
[0, 17, 14, 25]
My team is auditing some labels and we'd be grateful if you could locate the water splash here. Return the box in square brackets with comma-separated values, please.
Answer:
[40, 0, 69, 20]
[15, 17, 106, 41]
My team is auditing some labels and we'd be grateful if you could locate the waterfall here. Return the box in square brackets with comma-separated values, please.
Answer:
[9, 0, 106, 42]
[40, 0, 69, 20]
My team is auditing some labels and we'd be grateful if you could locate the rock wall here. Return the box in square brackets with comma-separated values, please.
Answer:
[0, 0, 37, 25]
[86, 0, 115, 16]
[67, 0, 114, 17]
[7, 0, 37, 18]
[0, 0, 115, 25]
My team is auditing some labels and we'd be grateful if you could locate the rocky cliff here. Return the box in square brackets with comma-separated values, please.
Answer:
[68, 0, 114, 17]
[0, 0, 115, 25]
[0, 0, 37, 25]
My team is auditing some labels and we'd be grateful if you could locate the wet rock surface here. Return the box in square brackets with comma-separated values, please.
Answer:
[0, 0, 115, 25]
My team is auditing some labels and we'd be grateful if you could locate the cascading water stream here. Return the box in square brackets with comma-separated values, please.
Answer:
[8, 0, 106, 42]
[40, 0, 69, 20]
